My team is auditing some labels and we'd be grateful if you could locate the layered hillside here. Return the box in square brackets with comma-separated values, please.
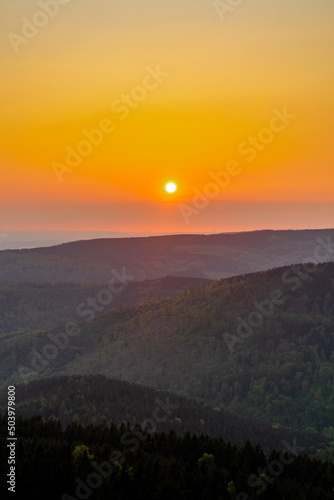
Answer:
[1, 262, 333, 436]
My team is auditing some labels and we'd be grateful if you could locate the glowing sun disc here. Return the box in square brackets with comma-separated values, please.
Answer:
[165, 182, 177, 193]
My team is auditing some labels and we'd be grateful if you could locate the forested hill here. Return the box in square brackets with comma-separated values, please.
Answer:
[1, 413, 333, 500]
[2, 262, 334, 438]
[0, 374, 331, 457]
[0, 276, 210, 334]
[1, 228, 334, 282]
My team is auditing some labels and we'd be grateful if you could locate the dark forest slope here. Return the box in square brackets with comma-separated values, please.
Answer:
[0, 374, 330, 456]
[1, 412, 333, 500]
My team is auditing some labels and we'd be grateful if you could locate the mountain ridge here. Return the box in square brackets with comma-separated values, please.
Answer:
[1, 228, 334, 282]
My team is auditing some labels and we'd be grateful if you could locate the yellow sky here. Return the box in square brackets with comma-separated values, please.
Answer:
[0, 0, 333, 231]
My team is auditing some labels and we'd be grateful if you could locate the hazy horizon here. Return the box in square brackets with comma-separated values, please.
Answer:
[1, 225, 334, 251]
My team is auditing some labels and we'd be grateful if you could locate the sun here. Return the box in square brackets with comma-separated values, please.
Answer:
[165, 182, 177, 193]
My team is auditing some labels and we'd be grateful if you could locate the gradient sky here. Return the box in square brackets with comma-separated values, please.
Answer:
[1, 0, 333, 234]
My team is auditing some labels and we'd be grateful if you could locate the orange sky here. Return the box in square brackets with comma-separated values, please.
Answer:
[1, 0, 333, 234]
